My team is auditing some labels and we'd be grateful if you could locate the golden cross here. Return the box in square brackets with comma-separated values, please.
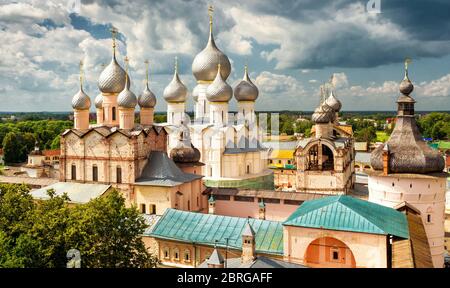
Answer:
[174, 56, 178, 74]
[404, 57, 412, 72]
[144, 59, 149, 85]
[208, 5, 214, 32]
[110, 26, 118, 52]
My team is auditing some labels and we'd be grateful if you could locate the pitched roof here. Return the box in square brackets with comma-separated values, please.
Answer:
[270, 150, 294, 159]
[242, 222, 255, 237]
[283, 196, 409, 239]
[135, 151, 202, 187]
[207, 248, 225, 265]
[149, 209, 284, 255]
[31, 182, 111, 204]
[391, 212, 433, 268]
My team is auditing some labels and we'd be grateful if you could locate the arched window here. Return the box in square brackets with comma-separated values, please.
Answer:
[184, 250, 191, 262]
[307, 145, 319, 170]
[163, 247, 170, 259]
[92, 164, 98, 182]
[71, 164, 76, 180]
[173, 248, 180, 261]
[321, 144, 334, 170]
[112, 107, 116, 121]
[140, 204, 146, 214]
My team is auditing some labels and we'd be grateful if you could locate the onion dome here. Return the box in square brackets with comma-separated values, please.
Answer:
[138, 61, 156, 108]
[234, 65, 259, 102]
[192, 7, 231, 82]
[325, 90, 342, 112]
[72, 61, 91, 110]
[138, 85, 156, 108]
[206, 64, 232, 102]
[94, 93, 103, 109]
[163, 58, 188, 103]
[72, 88, 91, 110]
[170, 122, 201, 163]
[117, 57, 137, 108]
[399, 69, 414, 95]
[311, 103, 334, 123]
[98, 29, 130, 94]
[370, 61, 445, 174]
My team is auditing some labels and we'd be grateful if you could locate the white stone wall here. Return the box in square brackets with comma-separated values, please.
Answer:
[368, 175, 447, 268]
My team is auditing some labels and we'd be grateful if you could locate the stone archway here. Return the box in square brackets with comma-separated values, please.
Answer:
[304, 237, 356, 268]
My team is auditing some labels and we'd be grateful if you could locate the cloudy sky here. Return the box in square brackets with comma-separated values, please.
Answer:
[1, 0, 450, 112]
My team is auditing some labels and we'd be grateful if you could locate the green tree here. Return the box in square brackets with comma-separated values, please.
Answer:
[50, 135, 61, 150]
[354, 126, 377, 143]
[0, 185, 158, 268]
[2, 132, 26, 163]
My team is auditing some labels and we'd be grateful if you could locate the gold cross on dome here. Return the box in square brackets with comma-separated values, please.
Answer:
[404, 57, 412, 72]
[144, 59, 149, 84]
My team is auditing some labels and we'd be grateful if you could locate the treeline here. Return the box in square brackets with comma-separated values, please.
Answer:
[0, 184, 158, 268]
[0, 120, 72, 163]
[417, 112, 450, 140]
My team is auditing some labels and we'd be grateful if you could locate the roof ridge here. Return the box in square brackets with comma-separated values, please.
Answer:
[338, 196, 407, 237]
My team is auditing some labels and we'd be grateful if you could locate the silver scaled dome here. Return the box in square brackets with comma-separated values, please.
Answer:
[234, 66, 259, 102]
[311, 103, 334, 123]
[94, 93, 103, 109]
[325, 90, 342, 112]
[117, 74, 137, 108]
[206, 64, 232, 102]
[192, 15, 231, 82]
[72, 87, 91, 110]
[138, 84, 156, 108]
[163, 65, 188, 103]
[98, 54, 130, 94]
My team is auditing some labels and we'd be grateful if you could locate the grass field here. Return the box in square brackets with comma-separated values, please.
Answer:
[376, 131, 389, 142]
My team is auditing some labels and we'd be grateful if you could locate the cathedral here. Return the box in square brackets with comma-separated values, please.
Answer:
[161, 7, 273, 190]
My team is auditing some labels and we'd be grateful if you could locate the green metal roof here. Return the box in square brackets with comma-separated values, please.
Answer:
[283, 196, 409, 239]
[148, 209, 284, 255]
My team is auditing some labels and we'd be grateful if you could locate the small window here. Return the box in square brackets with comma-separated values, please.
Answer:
[163, 248, 170, 259]
[269, 160, 273, 164]
[247, 165, 250, 174]
[410, 183, 412, 188]
[427, 214, 432, 223]
[116, 166, 122, 183]
[287, 160, 291, 164]
[392, 182, 395, 187]
[71, 164, 76, 180]
[278, 160, 282, 164]
[149, 204, 156, 215]
[140, 204, 146, 214]
[174, 249, 179, 261]
[187, 200, 190, 211]
[184, 250, 190, 262]
[112, 107, 116, 121]
[92, 165, 98, 182]
[332, 250, 339, 260]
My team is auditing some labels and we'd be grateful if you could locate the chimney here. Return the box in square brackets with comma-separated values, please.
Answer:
[382, 144, 390, 175]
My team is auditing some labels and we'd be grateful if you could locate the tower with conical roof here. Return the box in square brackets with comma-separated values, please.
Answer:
[72, 60, 91, 130]
[368, 59, 446, 268]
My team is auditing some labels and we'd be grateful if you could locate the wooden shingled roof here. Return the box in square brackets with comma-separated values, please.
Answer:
[391, 204, 434, 268]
